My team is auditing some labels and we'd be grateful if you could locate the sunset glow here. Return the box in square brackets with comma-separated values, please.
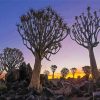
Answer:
[48, 70, 85, 79]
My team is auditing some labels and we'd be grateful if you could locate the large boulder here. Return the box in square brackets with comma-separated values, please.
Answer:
[5, 68, 19, 89]
[19, 62, 28, 81]
[5, 68, 19, 83]
[19, 62, 32, 85]
[43, 87, 54, 97]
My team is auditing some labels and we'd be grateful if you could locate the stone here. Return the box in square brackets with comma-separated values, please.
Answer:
[19, 62, 32, 86]
[5, 68, 19, 90]
[26, 95, 35, 100]
[83, 93, 90, 97]
[56, 95, 64, 100]
[43, 87, 54, 97]
[0, 95, 6, 100]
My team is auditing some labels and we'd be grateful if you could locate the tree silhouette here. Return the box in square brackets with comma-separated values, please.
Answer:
[70, 67, 77, 78]
[17, 7, 69, 89]
[82, 66, 91, 80]
[0, 47, 24, 72]
[51, 65, 57, 79]
[70, 7, 100, 79]
[61, 67, 69, 78]
[44, 70, 50, 76]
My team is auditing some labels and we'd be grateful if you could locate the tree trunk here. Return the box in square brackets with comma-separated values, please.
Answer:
[86, 74, 89, 81]
[73, 73, 74, 78]
[52, 72, 54, 79]
[88, 47, 99, 80]
[29, 55, 41, 90]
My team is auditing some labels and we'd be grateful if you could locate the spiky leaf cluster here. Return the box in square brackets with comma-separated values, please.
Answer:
[70, 7, 100, 49]
[61, 67, 69, 78]
[17, 7, 69, 60]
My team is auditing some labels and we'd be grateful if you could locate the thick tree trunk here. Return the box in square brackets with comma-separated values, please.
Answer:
[29, 55, 41, 90]
[88, 47, 99, 80]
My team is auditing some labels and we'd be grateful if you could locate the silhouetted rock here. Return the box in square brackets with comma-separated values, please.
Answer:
[19, 62, 28, 81]
[19, 62, 32, 86]
[56, 95, 64, 100]
[26, 95, 35, 100]
[43, 87, 54, 97]
[0, 95, 6, 100]
[26, 63, 32, 84]
[5, 68, 19, 89]
[83, 93, 90, 97]
[88, 96, 93, 100]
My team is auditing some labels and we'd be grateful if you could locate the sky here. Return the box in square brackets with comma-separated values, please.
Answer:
[0, 0, 100, 74]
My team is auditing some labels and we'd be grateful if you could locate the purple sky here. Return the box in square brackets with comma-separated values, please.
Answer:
[0, 0, 100, 73]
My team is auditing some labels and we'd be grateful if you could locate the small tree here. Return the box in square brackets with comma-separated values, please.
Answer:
[61, 67, 69, 78]
[0, 47, 24, 72]
[70, 7, 100, 79]
[17, 7, 69, 89]
[82, 66, 91, 80]
[51, 65, 57, 79]
[70, 67, 77, 78]
[44, 70, 50, 76]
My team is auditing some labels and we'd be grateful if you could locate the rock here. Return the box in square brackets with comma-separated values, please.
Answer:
[5, 68, 19, 90]
[6, 96, 15, 100]
[18, 80, 28, 88]
[5, 68, 19, 83]
[77, 92, 83, 97]
[56, 95, 64, 100]
[26, 95, 35, 100]
[83, 93, 90, 97]
[19, 62, 32, 86]
[0, 95, 6, 100]
[8, 89, 15, 94]
[88, 96, 93, 100]
[15, 95, 25, 100]
[16, 88, 29, 95]
[19, 62, 27, 81]
[26, 63, 32, 84]
[96, 88, 100, 91]
[43, 87, 54, 97]
[71, 86, 83, 97]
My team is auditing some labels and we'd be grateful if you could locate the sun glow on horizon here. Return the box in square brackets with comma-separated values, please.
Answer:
[48, 70, 85, 79]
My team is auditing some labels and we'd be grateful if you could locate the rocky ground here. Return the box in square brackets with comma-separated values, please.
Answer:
[0, 63, 99, 100]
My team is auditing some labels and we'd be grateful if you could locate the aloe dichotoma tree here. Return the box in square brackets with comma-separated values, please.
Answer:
[17, 7, 69, 89]
[70, 7, 100, 80]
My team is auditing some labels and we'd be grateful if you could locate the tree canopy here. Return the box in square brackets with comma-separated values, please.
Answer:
[0, 47, 24, 72]
[17, 7, 70, 61]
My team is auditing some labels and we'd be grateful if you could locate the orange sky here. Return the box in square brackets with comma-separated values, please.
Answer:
[48, 70, 85, 79]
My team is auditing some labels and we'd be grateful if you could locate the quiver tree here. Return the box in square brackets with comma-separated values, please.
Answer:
[51, 65, 57, 79]
[82, 66, 91, 80]
[70, 67, 77, 78]
[17, 7, 69, 89]
[0, 47, 24, 72]
[70, 7, 100, 79]
[61, 67, 69, 79]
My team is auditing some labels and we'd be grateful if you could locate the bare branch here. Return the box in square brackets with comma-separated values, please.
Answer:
[17, 7, 69, 60]
[70, 7, 100, 49]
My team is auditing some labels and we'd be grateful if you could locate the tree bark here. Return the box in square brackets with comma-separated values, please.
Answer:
[88, 47, 99, 80]
[29, 55, 41, 90]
